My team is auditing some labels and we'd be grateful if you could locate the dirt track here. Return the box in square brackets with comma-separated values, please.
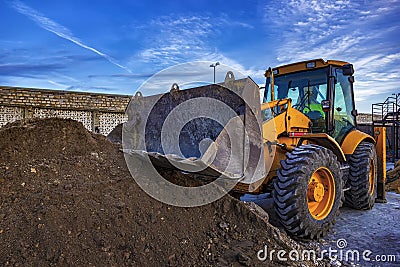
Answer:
[0, 118, 326, 267]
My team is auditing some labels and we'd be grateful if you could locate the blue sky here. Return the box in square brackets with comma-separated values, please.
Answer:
[0, 0, 399, 112]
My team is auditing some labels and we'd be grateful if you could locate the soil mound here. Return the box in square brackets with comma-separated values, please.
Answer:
[0, 118, 322, 266]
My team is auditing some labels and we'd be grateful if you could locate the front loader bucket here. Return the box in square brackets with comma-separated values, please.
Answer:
[123, 72, 265, 184]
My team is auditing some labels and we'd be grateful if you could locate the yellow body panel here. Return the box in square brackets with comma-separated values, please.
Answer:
[341, 129, 376, 155]
[286, 108, 310, 133]
[261, 98, 310, 139]
[298, 133, 346, 162]
[262, 112, 280, 141]
[374, 127, 387, 202]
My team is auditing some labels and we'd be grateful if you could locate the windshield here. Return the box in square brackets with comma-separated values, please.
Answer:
[264, 67, 329, 132]
[264, 67, 329, 106]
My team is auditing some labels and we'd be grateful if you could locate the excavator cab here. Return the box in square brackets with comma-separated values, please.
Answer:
[264, 59, 357, 143]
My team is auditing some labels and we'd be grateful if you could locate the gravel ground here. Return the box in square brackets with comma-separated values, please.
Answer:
[243, 191, 400, 267]
[322, 192, 400, 267]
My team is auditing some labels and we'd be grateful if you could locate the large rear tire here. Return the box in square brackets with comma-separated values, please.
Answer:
[273, 144, 344, 239]
[344, 141, 377, 210]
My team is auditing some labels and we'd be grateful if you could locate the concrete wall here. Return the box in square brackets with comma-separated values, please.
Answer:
[0, 86, 131, 135]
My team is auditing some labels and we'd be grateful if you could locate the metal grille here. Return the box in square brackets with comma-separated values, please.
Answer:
[33, 108, 93, 131]
[98, 112, 127, 135]
[0, 106, 24, 127]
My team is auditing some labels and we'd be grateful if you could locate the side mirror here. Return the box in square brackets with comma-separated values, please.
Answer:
[351, 109, 358, 117]
[321, 100, 331, 112]
[342, 64, 354, 76]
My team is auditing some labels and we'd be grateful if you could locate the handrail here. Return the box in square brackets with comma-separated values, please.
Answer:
[372, 93, 399, 125]
[372, 93, 399, 162]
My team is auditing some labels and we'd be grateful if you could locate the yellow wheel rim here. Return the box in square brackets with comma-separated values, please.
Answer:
[368, 158, 375, 196]
[307, 167, 335, 220]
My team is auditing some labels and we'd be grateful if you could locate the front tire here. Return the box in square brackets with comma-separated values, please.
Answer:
[273, 144, 344, 239]
[344, 141, 377, 210]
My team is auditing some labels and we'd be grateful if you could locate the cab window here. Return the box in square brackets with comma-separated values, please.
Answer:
[332, 68, 356, 141]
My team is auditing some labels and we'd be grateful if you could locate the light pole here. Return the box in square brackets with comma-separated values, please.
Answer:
[210, 62, 220, 84]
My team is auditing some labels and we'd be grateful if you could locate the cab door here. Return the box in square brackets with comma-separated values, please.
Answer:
[332, 67, 357, 143]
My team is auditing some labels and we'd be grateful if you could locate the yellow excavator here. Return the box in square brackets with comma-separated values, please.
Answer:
[122, 59, 386, 239]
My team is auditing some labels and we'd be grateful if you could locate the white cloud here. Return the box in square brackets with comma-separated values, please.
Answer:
[353, 52, 400, 104]
[264, 0, 399, 63]
[10, 0, 132, 73]
[132, 14, 262, 80]
[135, 15, 216, 65]
[47, 80, 69, 89]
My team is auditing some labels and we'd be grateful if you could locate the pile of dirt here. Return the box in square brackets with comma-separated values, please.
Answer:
[387, 160, 400, 193]
[106, 123, 123, 144]
[0, 118, 324, 266]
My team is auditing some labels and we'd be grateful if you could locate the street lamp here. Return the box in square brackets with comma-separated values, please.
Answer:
[210, 62, 220, 84]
